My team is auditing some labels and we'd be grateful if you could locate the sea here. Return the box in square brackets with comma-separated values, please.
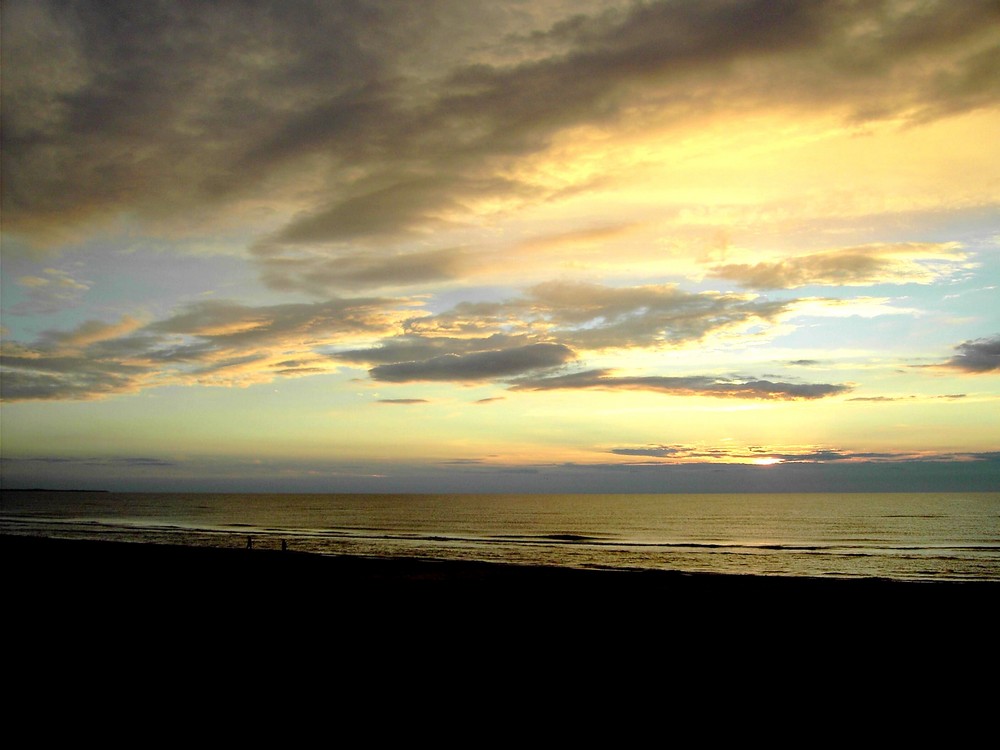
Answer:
[2, 490, 998, 582]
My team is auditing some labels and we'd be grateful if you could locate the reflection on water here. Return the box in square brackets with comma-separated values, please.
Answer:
[2, 491, 998, 581]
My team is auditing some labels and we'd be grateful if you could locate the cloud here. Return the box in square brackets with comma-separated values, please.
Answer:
[2, 0, 399, 238]
[5, 0, 996, 257]
[605, 444, 999, 465]
[511, 369, 852, 400]
[610, 445, 683, 458]
[335, 333, 535, 366]
[406, 281, 790, 350]
[0, 352, 148, 401]
[1, 455, 178, 468]
[270, 176, 530, 246]
[332, 279, 805, 389]
[0, 297, 409, 401]
[148, 297, 399, 343]
[369, 343, 575, 383]
[848, 396, 908, 403]
[847, 394, 969, 402]
[709, 243, 971, 289]
[334, 278, 794, 377]
[37, 316, 145, 351]
[0, 275, 827, 400]
[377, 398, 429, 405]
[330, 278, 910, 394]
[3, 0, 996, 413]
[254, 245, 476, 294]
[934, 335, 1000, 373]
[255, 222, 648, 295]
[11, 268, 92, 313]
[787, 296, 920, 319]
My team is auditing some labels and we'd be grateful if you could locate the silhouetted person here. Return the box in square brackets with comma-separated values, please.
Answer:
[281, 539, 287, 552]
[246, 536, 253, 550]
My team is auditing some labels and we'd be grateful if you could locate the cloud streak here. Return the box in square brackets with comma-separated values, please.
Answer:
[511, 369, 851, 400]
[11, 268, 92, 313]
[370, 343, 575, 383]
[606, 444, 1000, 464]
[709, 243, 972, 289]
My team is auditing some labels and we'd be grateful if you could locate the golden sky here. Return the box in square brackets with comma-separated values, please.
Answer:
[2, 0, 998, 491]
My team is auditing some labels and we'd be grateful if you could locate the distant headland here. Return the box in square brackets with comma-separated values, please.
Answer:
[2, 488, 110, 493]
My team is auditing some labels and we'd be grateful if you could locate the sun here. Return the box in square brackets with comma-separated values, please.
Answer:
[753, 457, 784, 466]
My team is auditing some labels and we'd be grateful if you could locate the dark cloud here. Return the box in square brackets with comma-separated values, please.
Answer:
[0, 354, 146, 401]
[335, 333, 534, 366]
[610, 445, 683, 458]
[768, 449, 868, 462]
[936, 335, 1000, 373]
[511, 369, 852, 400]
[709, 243, 969, 289]
[2, 0, 397, 235]
[370, 343, 575, 383]
[5, 0, 995, 263]
[377, 398, 429, 405]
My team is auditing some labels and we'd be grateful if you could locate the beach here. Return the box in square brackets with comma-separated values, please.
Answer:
[5, 534, 995, 631]
[3, 533, 993, 728]
[4, 531, 998, 703]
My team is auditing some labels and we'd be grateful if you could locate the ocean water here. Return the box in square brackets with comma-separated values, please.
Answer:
[2, 491, 998, 582]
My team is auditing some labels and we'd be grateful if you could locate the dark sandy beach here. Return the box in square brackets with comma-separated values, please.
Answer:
[3, 533, 997, 697]
[5, 533, 994, 619]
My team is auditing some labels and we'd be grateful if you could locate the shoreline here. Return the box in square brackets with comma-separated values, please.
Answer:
[6, 532, 996, 593]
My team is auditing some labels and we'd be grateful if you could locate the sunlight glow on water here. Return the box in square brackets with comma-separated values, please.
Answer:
[2, 491, 998, 581]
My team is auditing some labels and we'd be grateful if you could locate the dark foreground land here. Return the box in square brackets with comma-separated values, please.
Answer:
[4, 534, 997, 680]
[5, 534, 995, 723]
[5, 534, 995, 616]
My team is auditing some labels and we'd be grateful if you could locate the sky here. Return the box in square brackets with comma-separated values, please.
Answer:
[1, 0, 998, 493]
